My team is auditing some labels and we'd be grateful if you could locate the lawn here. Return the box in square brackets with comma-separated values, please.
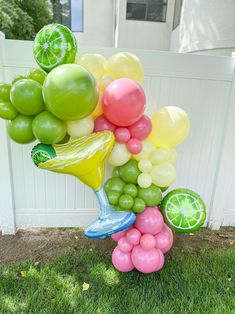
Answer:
[0, 229, 234, 314]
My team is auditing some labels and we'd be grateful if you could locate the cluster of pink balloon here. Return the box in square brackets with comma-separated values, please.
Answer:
[112, 207, 173, 273]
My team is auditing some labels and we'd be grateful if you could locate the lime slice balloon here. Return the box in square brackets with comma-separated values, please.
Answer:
[161, 189, 206, 233]
[33, 23, 77, 72]
[31, 143, 56, 167]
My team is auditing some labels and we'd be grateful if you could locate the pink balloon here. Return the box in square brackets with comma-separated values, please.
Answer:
[102, 78, 146, 127]
[118, 236, 133, 253]
[111, 229, 128, 242]
[115, 128, 131, 143]
[155, 229, 173, 254]
[135, 207, 164, 235]
[94, 114, 116, 132]
[140, 234, 156, 250]
[128, 115, 152, 140]
[131, 245, 160, 273]
[155, 249, 165, 271]
[112, 247, 135, 272]
[126, 138, 142, 154]
[126, 228, 141, 246]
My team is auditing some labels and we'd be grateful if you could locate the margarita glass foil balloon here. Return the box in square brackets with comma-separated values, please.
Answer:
[31, 131, 136, 238]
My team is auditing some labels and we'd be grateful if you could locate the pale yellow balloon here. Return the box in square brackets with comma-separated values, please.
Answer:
[105, 52, 144, 84]
[91, 93, 103, 119]
[150, 163, 176, 187]
[134, 140, 155, 161]
[97, 75, 112, 92]
[137, 173, 152, 188]
[149, 148, 177, 165]
[149, 106, 190, 148]
[77, 54, 106, 80]
[138, 159, 153, 173]
[108, 143, 131, 166]
[66, 116, 94, 138]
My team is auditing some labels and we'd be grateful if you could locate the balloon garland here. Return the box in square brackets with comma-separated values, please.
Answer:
[0, 23, 206, 273]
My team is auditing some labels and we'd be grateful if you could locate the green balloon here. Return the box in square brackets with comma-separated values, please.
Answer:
[0, 83, 11, 100]
[106, 191, 120, 206]
[7, 114, 35, 144]
[138, 185, 162, 206]
[32, 111, 66, 144]
[0, 100, 18, 120]
[43, 64, 98, 120]
[10, 79, 44, 116]
[133, 198, 145, 213]
[119, 194, 134, 211]
[104, 177, 125, 194]
[27, 68, 47, 85]
[112, 167, 120, 177]
[58, 133, 70, 144]
[123, 184, 138, 198]
[12, 75, 26, 84]
[119, 159, 141, 184]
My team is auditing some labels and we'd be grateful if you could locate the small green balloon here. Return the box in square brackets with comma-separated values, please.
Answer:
[132, 197, 145, 213]
[106, 190, 120, 206]
[0, 100, 18, 120]
[123, 184, 138, 198]
[7, 114, 35, 144]
[12, 75, 26, 84]
[119, 159, 141, 184]
[0, 83, 11, 100]
[27, 68, 47, 85]
[10, 79, 44, 116]
[104, 177, 125, 194]
[138, 185, 162, 206]
[58, 133, 70, 144]
[112, 167, 120, 177]
[32, 111, 67, 144]
[119, 194, 134, 211]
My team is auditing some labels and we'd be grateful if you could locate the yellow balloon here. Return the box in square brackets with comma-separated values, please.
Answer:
[151, 163, 176, 187]
[91, 93, 103, 119]
[149, 106, 190, 148]
[149, 148, 177, 165]
[137, 173, 152, 188]
[66, 116, 94, 138]
[77, 54, 106, 80]
[108, 143, 131, 166]
[105, 52, 144, 84]
[134, 140, 155, 161]
[97, 75, 112, 92]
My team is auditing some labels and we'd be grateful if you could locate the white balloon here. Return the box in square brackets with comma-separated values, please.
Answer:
[66, 116, 94, 138]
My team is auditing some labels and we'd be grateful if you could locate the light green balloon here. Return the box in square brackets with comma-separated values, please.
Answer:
[0, 83, 11, 100]
[7, 114, 35, 144]
[0, 100, 18, 120]
[27, 68, 47, 85]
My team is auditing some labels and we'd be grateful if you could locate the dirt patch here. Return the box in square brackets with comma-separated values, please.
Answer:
[0, 227, 234, 265]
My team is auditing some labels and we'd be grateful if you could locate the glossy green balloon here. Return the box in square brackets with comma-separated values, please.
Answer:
[123, 183, 138, 198]
[0, 100, 18, 120]
[7, 114, 35, 144]
[10, 79, 44, 116]
[32, 111, 66, 144]
[58, 133, 70, 144]
[0, 83, 11, 100]
[119, 159, 141, 184]
[138, 185, 162, 206]
[12, 75, 26, 84]
[106, 191, 120, 206]
[112, 167, 120, 177]
[119, 194, 134, 211]
[133, 197, 145, 213]
[43, 64, 99, 120]
[104, 177, 125, 194]
[27, 68, 47, 84]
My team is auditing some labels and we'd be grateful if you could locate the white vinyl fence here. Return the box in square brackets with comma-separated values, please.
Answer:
[0, 38, 235, 234]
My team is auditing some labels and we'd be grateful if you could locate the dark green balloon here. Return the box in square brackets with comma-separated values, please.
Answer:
[7, 114, 35, 144]
[138, 185, 162, 206]
[104, 177, 125, 194]
[0, 83, 11, 100]
[119, 194, 134, 211]
[132, 197, 145, 213]
[119, 159, 141, 184]
[0, 100, 18, 120]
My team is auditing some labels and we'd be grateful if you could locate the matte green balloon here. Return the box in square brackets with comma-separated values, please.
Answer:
[27, 68, 47, 85]
[138, 185, 162, 206]
[132, 197, 145, 213]
[104, 177, 125, 194]
[0, 100, 18, 120]
[7, 114, 35, 144]
[106, 191, 120, 206]
[10, 79, 44, 116]
[43, 64, 99, 120]
[119, 194, 134, 211]
[0, 83, 11, 100]
[32, 111, 66, 144]
[119, 159, 141, 184]
[12, 75, 26, 84]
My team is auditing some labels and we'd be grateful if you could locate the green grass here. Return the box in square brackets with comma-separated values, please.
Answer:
[0, 246, 234, 314]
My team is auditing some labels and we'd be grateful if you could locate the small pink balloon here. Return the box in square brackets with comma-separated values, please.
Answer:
[155, 229, 173, 254]
[126, 228, 141, 246]
[115, 128, 131, 143]
[131, 245, 160, 273]
[112, 247, 135, 272]
[94, 114, 116, 132]
[111, 229, 128, 242]
[118, 236, 133, 253]
[128, 115, 152, 140]
[140, 234, 156, 250]
[126, 138, 142, 154]
[135, 207, 164, 235]
[155, 249, 165, 271]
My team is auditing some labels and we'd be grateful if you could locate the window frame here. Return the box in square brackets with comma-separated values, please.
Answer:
[172, 0, 183, 30]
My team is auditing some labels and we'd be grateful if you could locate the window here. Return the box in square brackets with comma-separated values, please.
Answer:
[126, 0, 168, 23]
[51, 0, 84, 32]
[172, 0, 183, 30]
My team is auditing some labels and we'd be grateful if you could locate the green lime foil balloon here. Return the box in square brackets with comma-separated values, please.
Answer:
[27, 68, 47, 85]
[10, 79, 44, 116]
[7, 114, 35, 144]
[43, 64, 99, 120]
[0, 83, 11, 100]
[0, 100, 18, 120]
[33, 23, 77, 73]
[32, 111, 67, 144]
